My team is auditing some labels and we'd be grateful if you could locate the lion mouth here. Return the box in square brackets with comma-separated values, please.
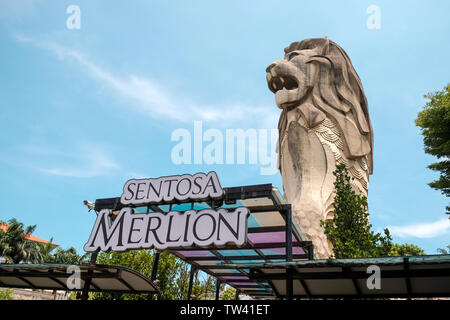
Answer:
[267, 74, 299, 94]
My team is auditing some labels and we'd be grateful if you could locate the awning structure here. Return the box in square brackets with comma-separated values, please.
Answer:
[168, 185, 314, 298]
[0, 263, 160, 295]
[94, 184, 314, 298]
[223, 255, 450, 299]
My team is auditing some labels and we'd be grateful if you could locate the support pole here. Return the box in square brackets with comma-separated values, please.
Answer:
[286, 268, 293, 300]
[235, 289, 240, 300]
[285, 204, 293, 262]
[308, 243, 314, 260]
[284, 205, 293, 300]
[187, 265, 196, 300]
[81, 249, 98, 300]
[151, 251, 160, 281]
[404, 257, 411, 301]
[215, 279, 221, 300]
[150, 250, 161, 300]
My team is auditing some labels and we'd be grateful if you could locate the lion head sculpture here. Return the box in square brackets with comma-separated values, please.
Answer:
[266, 38, 373, 258]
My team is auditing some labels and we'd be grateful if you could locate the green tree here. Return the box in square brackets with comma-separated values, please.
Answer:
[222, 286, 238, 300]
[172, 263, 213, 300]
[437, 245, 450, 254]
[197, 274, 216, 300]
[0, 218, 43, 263]
[0, 289, 17, 300]
[41, 242, 89, 265]
[389, 243, 426, 256]
[320, 163, 393, 258]
[415, 84, 450, 214]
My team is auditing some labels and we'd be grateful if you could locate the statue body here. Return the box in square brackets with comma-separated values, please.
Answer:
[266, 38, 373, 258]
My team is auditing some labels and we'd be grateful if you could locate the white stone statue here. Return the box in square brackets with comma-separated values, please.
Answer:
[266, 38, 374, 258]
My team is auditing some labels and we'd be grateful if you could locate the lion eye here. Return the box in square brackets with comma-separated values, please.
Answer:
[287, 52, 299, 61]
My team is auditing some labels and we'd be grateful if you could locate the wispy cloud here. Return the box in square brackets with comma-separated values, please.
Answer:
[14, 34, 278, 127]
[24, 142, 120, 178]
[0, 0, 41, 19]
[388, 218, 450, 238]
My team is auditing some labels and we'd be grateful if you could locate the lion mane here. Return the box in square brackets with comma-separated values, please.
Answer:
[279, 38, 373, 174]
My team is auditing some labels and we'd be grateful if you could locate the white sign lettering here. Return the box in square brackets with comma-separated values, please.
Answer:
[120, 171, 223, 206]
[84, 206, 249, 252]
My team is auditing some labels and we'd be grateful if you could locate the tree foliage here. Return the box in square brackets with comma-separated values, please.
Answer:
[0, 218, 87, 265]
[321, 163, 393, 258]
[389, 243, 425, 256]
[41, 242, 88, 264]
[437, 245, 450, 255]
[415, 84, 450, 214]
[0, 218, 43, 263]
[321, 164, 426, 258]
[0, 289, 17, 300]
[221, 286, 238, 300]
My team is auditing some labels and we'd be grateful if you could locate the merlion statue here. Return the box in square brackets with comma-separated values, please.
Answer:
[266, 38, 373, 258]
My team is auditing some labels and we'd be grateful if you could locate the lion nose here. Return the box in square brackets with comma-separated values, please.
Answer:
[266, 62, 276, 73]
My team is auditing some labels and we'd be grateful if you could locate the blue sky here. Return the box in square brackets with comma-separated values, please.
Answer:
[0, 0, 449, 254]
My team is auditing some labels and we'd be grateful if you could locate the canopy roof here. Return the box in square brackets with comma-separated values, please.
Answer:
[223, 254, 450, 298]
[0, 263, 160, 295]
[94, 183, 314, 297]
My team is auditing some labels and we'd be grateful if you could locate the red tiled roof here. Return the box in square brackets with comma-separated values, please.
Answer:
[0, 224, 58, 246]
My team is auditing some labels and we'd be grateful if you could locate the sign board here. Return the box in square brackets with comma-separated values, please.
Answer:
[84, 207, 249, 252]
[120, 171, 223, 206]
[84, 171, 249, 252]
